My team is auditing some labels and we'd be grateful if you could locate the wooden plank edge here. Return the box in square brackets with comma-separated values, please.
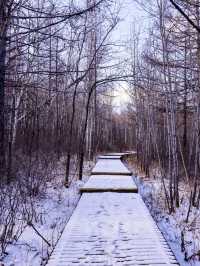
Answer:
[98, 157, 122, 160]
[91, 171, 133, 176]
[79, 187, 138, 193]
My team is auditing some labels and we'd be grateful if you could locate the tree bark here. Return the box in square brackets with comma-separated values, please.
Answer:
[0, 2, 7, 177]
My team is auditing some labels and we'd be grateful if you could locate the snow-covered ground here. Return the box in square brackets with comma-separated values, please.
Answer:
[0, 159, 94, 266]
[2, 155, 199, 266]
[130, 164, 200, 266]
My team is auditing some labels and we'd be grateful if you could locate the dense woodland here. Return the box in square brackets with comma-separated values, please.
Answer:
[0, 0, 132, 185]
[1, 0, 200, 264]
[129, 0, 200, 214]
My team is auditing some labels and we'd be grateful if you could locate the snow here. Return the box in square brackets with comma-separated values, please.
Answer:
[2, 182, 79, 266]
[1, 183, 79, 266]
[92, 159, 132, 175]
[80, 175, 138, 192]
[46, 156, 177, 266]
[97, 151, 136, 160]
[104, 152, 136, 156]
[47, 193, 178, 266]
[1, 155, 184, 266]
[134, 175, 200, 266]
[0, 159, 94, 266]
[103, 152, 133, 156]
[103, 153, 126, 156]
[98, 155, 122, 159]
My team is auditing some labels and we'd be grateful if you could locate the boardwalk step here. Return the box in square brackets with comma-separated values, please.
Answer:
[98, 155, 122, 160]
[92, 159, 132, 176]
[80, 175, 138, 193]
[46, 153, 178, 266]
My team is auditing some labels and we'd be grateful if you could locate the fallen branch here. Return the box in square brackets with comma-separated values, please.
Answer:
[27, 221, 51, 247]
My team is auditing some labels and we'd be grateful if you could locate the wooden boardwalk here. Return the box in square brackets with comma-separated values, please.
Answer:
[47, 153, 178, 266]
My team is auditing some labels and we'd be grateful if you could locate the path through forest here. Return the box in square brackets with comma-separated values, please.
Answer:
[46, 153, 178, 266]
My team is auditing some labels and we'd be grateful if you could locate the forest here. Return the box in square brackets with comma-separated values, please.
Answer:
[0, 0, 200, 265]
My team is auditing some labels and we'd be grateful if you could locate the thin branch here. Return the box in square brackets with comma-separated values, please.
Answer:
[169, 0, 200, 33]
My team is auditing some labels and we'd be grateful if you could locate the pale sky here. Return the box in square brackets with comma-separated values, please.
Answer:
[114, 0, 150, 42]
[111, 0, 150, 112]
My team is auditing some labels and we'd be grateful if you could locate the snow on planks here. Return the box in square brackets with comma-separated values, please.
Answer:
[98, 153, 135, 160]
[80, 175, 138, 193]
[98, 155, 122, 160]
[92, 158, 132, 176]
[47, 193, 178, 266]
[46, 154, 178, 266]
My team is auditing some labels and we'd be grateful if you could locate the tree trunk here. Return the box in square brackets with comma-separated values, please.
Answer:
[0, 14, 7, 177]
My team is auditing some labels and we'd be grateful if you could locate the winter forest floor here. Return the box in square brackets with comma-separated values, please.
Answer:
[0, 158, 94, 266]
[1, 156, 200, 266]
[128, 159, 200, 266]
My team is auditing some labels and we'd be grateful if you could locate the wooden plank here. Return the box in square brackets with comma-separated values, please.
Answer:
[92, 171, 132, 176]
[80, 175, 138, 193]
[47, 193, 178, 266]
[80, 187, 138, 193]
[91, 159, 132, 176]
[98, 155, 122, 160]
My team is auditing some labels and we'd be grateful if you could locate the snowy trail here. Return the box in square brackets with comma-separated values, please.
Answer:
[80, 175, 138, 193]
[91, 158, 132, 176]
[46, 154, 178, 266]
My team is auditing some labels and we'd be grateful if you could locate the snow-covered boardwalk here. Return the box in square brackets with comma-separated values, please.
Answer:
[92, 157, 132, 176]
[47, 154, 178, 266]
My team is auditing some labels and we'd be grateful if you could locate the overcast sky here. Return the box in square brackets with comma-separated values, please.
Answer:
[114, 0, 150, 42]
[111, 0, 150, 111]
